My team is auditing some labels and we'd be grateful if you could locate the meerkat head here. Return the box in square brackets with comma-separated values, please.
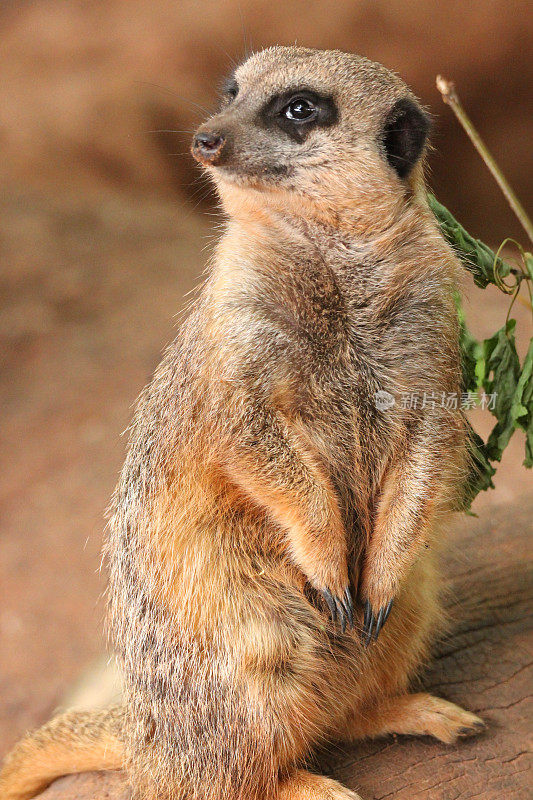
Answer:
[191, 47, 431, 231]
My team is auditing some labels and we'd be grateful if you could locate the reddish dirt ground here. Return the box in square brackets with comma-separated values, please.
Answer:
[37, 494, 532, 798]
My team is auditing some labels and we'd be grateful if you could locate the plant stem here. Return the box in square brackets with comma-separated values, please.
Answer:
[436, 76, 533, 245]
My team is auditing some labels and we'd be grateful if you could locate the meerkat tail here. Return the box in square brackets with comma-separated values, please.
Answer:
[0, 706, 125, 800]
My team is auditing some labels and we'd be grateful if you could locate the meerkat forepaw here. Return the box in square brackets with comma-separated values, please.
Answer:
[361, 598, 393, 646]
[321, 587, 354, 632]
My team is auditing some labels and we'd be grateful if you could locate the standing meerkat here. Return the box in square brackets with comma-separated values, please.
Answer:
[1, 46, 485, 800]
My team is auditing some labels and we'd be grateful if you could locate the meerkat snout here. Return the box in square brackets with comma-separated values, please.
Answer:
[191, 130, 227, 165]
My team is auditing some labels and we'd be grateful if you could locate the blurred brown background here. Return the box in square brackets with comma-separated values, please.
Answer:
[1, 0, 532, 236]
[0, 0, 531, 766]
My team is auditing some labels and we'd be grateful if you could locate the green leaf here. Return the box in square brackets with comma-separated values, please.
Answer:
[525, 252, 533, 284]
[456, 295, 483, 393]
[430, 195, 532, 506]
[460, 424, 496, 512]
[510, 338, 533, 467]
[428, 193, 512, 289]
[483, 319, 521, 461]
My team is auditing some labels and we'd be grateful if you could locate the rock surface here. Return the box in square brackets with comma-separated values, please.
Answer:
[36, 500, 532, 799]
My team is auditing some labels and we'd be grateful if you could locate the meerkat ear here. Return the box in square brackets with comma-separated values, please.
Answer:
[381, 98, 430, 179]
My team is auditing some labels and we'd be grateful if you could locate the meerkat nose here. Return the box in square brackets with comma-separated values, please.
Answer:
[191, 131, 226, 165]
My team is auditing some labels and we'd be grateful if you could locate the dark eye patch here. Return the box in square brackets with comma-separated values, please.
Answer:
[259, 88, 338, 143]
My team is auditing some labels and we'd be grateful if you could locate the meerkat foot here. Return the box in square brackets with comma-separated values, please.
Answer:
[278, 769, 363, 800]
[346, 693, 485, 745]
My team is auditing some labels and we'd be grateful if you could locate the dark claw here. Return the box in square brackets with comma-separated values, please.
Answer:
[322, 588, 336, 623]
[362, 599, 374, 646]
[373, 607, 385, 641]
[321, 587, 355, 633]
[336, 598, 347, 633]
[343, 588, 354, 628]
[363, 599, 371, 631]
[362, 598, 394, 647]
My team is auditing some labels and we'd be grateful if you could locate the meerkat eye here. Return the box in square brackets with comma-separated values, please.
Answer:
[283, 98, 317, 122]
[260, 89, 337, 143]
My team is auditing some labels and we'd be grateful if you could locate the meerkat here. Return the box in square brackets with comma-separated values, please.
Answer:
[0, 46, 485, 800]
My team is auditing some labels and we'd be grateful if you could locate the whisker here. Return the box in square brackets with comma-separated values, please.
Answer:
[210, 41, 240, 71]
[237, 2, 253, 60]
[146, 130, 194, 135]
[135, 81, 213, 116]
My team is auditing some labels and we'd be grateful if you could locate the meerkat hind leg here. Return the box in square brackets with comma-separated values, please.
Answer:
[0, 707, 124, 800]
[278, 770, 363, 800]
[346, 693, 485, 745]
